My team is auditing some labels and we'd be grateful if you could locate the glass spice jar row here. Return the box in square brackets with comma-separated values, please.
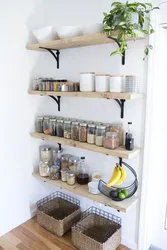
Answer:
[35, 116, 124, 150]
[33, 77, 80, 92]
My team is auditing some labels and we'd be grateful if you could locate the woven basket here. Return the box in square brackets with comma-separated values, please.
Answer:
[37, 191, 81, 236]
[72, 207, 121, 250]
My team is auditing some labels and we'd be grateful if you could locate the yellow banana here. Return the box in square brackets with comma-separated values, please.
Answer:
[106, 165, 122, 187]
[115, 166, 126, 186]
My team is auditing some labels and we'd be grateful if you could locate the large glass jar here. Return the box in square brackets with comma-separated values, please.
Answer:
[79, 122, 87, 142]
[69, 156, 79, 173]
[53, 148, 62, 168]
[50, 165, 60, 180]
[40, 146, 52, 165]
[61, 154, 71, 169]
[95, 125, 106, 146]
[43, 117, 50, 135]
[64, 120, 71, 139]
[50, 118, 57, 136]
[103, 132, 119, 150]
[66, 171, 76, 185]
[111, 123, 124, 146]
[76, 157, 89, 185]
[39, 161, 50, 177]
[87, 124, 96, 144]
[35, 116, 43, 133]
[71, 121, 79, 141]
[56, 119, 64, 137]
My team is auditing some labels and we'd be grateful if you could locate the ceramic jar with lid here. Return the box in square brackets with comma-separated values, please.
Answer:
[109, 75, 125, 92]
[64, 120, 71, 139]
[103, 132, 119, 150]
[95, 125, 106, 146]
[79, 122, 88, 142]
[80, 72, 95, 92]
[87, 123, 96, 144]
[56, 118, 64, 137]
[95, 74, 110, 92]
[71, 121, 79, 141]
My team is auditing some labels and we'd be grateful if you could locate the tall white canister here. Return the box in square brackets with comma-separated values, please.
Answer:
[109, 75, 125, 92]
[80, 72, 95, 92]
[95, 74, 110, 92]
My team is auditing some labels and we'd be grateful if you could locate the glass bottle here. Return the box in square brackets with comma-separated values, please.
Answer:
[56, 118, 64, 137]
[64, 120, 71, 139]
[76, 157, 89, 185]
[71, 121, 79, 141]
[95, 125, 106, 146]
[50, 118, 57, 136]
[125, 122, 134, 151]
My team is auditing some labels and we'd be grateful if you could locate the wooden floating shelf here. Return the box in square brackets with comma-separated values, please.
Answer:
[29, 90, 143, 100]
[27, 33, 144, 51]
[31, 132, 140, 159]
[33, 172, 138, 213]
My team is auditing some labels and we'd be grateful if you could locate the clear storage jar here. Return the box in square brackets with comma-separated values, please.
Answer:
[56, 118, 64, 137]
[69, 156, 79, 173]
[43, 117, 50, 135]
[79, 122, 88, 142]
[35, 116, 43, 133]
[87, 124, 96, 144]
[61, 154, 70, 169]
[71, 121, 79, 141]
[50, 165, 60, 180]
[61, 168, 69, 182]
[95, 125, 106, 146]
[50, 118, 57, 136]
[66, 171, 76, 185]
[111, 123, 124, 146]
[64, 120, 71, 139]
[40, 146, 52, 165]
[103, 132, 119, 150]
[39, 161, 50, 177]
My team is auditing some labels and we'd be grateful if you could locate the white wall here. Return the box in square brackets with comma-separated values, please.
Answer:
[0, 1, 147, 249]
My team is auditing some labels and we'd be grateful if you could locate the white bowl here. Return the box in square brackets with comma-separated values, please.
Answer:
[82, 23, 104, 35]
[52, 26, 60, 40]
[88, 182, 100, 195]
[56, 26, 82, 39]
[32, 26, 53, 43]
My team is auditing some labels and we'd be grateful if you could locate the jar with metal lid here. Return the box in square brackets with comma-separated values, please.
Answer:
[95, 125, 106, 146]
[40, 146, 52, 165]
[79, 122, 87, 142]
[111, 123, 124, 146]
[35, 116, 43, 133]
[61, 81, 69, 92]
[103, 132, 119, 150]
[56, 119, 64, 137]
[66, 171, 76, 185]
[50, 118, 57, 136]
[61, 154, 71, 169]
[69, 156, 79, 173]
[104, 123, 111, 133]
[87, 124, 96, 144]
[50, 165, 60, 180]
[39, 161, 50, 177]
[61, 168, 69, 182]
[64, 120, 71, 139]
[43, 117, 50, 135]
[71, 121, 79, 141]
[68, 82, 74, 92]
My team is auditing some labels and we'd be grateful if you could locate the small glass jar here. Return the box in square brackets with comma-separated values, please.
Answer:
[69, 156, 79, 173]
[79, 122, 87, 142]
[61, 168, 69, 182]
[40, 146, 52, 165]
[50, 165, 60, 180]
[64, 120, 71, 139]
[61, 154, 70, 169]
[42, 80, 46, 91]
[111, 123, 124, 146]
[56, 119, 64, 137]
[66, 171, 76, 185]
[50, 118, 57, 136]
[35, 116, 43, 133]
[61, 82, 69, 92]
[87, 124, 96, 144]
[104, 123, 111, 133]
[103, 132, 119, 150]
[33, 78, 42, 90]
[39, 161, 50, 177]
[43, 117, 50, 135]
[71, 121, 79, 141]
[68, 82, 74, 92]
[95, 125, 106, 146]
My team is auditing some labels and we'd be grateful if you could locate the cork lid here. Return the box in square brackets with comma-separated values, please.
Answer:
[95, 74, 110, 76]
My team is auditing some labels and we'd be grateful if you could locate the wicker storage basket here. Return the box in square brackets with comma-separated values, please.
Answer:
[37, 191, 81, 236]
[72, 207, 121, 250]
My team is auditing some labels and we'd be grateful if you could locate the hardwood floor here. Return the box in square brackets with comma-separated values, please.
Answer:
[0, 217, 129, 250]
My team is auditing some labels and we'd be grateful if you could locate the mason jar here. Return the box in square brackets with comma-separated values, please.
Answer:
[50, 118, 57, 136]
[50, 165, 60, 180]
[69, 156, 79, 173]
[35, 116, 43, 133]
[71, 121, 79, 141]
[111, 123, 124, 146]
[95, 125, 106, 146]
[87, 123, 96, 144]
[43, 116, 50, 135]
[39, 161, 50, 177]
[40, 146, 52, 165]
[64, 120, 71, 139]
[56, 118, 64, 137]
[79, 122, 88, 142]
[103, 132, 119, 150]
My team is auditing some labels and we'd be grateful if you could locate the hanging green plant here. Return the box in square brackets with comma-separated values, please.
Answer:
[102, 1, 160, 59]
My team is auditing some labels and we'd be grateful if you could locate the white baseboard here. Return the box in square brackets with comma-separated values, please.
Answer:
[122, 239, 137, 250]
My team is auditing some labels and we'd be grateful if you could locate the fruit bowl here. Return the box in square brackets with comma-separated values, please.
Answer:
[98, 162, 138, 202]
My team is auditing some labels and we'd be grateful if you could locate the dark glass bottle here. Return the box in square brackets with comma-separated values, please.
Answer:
[125, 122, 134, 151]
[76, 157, 89, 185]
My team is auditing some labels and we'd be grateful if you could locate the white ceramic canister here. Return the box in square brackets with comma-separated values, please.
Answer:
[80, 72, 95, 92]
[109, 75, 125, 93]
[95, 74, 110, 92]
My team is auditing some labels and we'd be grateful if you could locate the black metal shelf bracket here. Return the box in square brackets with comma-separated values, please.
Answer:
[39, 47, 60, 69]
[114, 99, 126, 119]
[108, 36, 125, 65]
[49, 95, 61, 112]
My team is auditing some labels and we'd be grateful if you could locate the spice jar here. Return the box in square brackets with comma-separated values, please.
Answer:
[95, 125, 106, 146]
[69, 156, 79, 173]
[56, 118, 64, 137]
[61, 168, 69, 182]
[40, 146, 52, 165]
[50, 118, 57, 136]
[50, 165, 60, 180]
[61, 81, 69, 92]
[43, 117, 50, 135]
[35, 116, 43, 133]
[79, 122, 87, 142]
[111, 123, 124, 146]
[66, 171, 76, 185]
[64, 120, 71, 139]
[103, 132, 119, 150]
[39, 161, 50, 177]
[68, 82, 74, 92]
[71, 121, 79, 141]
[87, 124, 96, 144]
[61, 154, 70, 169]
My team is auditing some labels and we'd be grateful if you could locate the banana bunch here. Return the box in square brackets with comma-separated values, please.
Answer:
[106, 164, 126, 187]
